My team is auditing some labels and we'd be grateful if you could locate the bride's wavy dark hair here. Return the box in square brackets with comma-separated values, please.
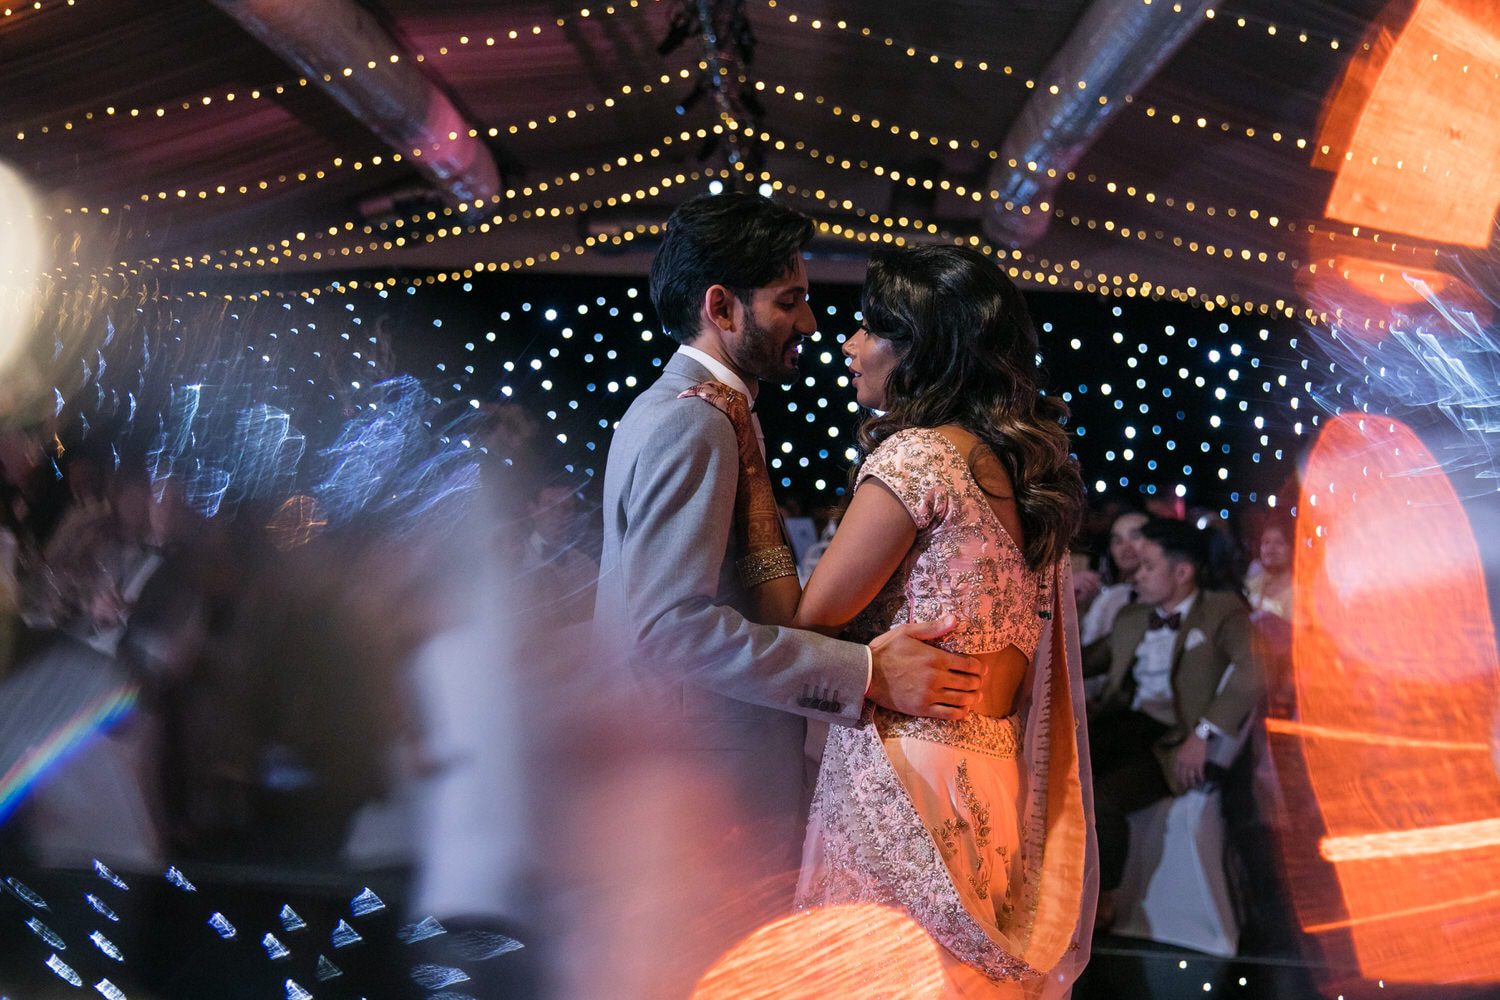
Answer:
[854, 244, 1084, 570]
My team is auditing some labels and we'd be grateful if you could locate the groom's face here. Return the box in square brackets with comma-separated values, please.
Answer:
[727, 258, 815, 384]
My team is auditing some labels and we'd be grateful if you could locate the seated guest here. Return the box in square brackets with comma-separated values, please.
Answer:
[1079, 508, 1148, 647]
[1246, 510, 1296, 716]
[1198, 510, 1248, 598]
[1245, 511, 1294, 621]
[1084, 517, 1264, 931]
[1070, 545, 1103, 617]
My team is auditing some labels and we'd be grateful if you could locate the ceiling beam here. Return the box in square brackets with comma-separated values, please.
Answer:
[211, 0, 500, 207]
[983, 0, 1212, 247]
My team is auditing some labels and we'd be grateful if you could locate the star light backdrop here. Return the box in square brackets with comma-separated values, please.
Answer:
[30, 262, 1315, 523]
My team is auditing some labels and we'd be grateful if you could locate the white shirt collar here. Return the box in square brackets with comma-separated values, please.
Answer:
[1160, 590, 1198, 620]
[678, 345, 754, 403]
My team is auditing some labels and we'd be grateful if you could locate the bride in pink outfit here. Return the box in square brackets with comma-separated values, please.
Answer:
[686, 244, 1096, 997]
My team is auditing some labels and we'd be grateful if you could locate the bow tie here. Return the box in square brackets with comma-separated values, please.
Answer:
[1148, 610, 1182, 631]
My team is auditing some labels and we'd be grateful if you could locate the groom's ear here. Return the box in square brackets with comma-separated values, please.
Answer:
[703, 283, 740, 334]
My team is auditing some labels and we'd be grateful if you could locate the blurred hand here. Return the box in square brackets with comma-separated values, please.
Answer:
[89, 584, 126, 632]
[1174, 734, 1210, 790]
[1072, 568, 1102, 610]
[868, 615, 986, 720]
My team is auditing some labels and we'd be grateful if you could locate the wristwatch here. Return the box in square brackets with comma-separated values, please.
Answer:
[1193, 720, 1219, 742]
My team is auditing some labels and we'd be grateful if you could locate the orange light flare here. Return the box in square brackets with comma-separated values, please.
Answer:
[1295, 238, 1494, 335]
[1315, 0, 1500, 250]
[1283, 413, 1500, 983]
[692, 903, 948, 1000]
[1328, 254, 1458, 306]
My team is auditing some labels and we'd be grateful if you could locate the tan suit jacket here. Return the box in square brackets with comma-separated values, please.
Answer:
[1085, 589, 1263, 794]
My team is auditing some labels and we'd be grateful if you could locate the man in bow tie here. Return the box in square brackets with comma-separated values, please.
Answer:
[1082, 517, 1264, 930]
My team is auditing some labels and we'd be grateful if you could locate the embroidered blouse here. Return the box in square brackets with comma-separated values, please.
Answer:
[847, 427, 1047, 658]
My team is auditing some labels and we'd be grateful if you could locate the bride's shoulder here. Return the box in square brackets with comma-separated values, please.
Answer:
[877, 424, 954, 447]
[865, 426, 950, 462]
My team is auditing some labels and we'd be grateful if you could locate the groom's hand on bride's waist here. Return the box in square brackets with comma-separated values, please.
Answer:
[865, 615, 986, 720]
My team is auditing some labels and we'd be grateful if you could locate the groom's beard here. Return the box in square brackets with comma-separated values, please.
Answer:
[731, 312, 801, 385]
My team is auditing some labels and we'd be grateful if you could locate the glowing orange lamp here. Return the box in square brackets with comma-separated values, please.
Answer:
[692, 903, 947, 1000]
[1318, 0, 1500, 249]
[1278, 414, 1500, 983]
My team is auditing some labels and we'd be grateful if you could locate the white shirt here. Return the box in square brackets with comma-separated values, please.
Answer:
[677, 345, 766, 460]
[676, 348, 872, 698]
[1130, 591, 1198, 726]
[1080, 580, 1137, 647]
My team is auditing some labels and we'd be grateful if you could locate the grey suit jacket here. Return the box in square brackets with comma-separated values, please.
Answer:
[595, 353, 869, 732]
[594, 355, 869, 858]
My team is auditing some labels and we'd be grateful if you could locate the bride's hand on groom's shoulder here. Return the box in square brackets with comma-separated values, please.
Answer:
[866, 616, 986, 720]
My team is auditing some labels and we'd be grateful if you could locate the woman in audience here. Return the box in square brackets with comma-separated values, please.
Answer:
[1078, 508, 1148, 648]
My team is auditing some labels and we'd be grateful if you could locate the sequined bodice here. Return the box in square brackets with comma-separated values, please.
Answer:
[847, 428, 1048, 657]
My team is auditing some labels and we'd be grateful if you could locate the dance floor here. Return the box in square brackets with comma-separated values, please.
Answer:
[1080, 935, 1500, 1000]
[4, 862, 1499, 999]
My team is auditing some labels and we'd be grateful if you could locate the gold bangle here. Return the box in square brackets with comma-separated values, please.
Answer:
[736, 545, 797, 588]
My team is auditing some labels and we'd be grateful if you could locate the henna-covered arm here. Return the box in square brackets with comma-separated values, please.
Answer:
[679, 381, 802, 626]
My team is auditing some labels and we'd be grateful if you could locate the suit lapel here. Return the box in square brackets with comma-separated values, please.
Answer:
[1111, 610, 1149, 695]
[1171, 594, 1221, 732]
[1169, 596, 1202, 675]
[1169, 593, 1222, 720]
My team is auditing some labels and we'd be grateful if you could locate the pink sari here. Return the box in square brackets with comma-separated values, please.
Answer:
[797, 562, 1097, 998]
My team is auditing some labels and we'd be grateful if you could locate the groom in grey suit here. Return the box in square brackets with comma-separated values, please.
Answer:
[593, 193, 984, 919]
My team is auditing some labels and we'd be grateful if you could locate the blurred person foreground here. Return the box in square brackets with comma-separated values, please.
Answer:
[5, 404, 1497, 1000]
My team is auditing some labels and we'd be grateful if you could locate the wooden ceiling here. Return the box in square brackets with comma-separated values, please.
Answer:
[2, 0, 1404, 312]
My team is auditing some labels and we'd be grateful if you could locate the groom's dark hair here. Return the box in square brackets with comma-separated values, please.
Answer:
[650, 191, 815, 343]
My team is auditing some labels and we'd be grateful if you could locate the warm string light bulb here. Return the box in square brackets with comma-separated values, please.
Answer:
[765, 168, 1316, 319]
[18, 0, 1340, 331]
[96, 138, 712, 274]
[1, 0, 79, 23]
[764, 0, 1348, 69]
[203, 169, 709, 273]
[6, 0, 663, 141]
[740, 126, 1310, 315]
[751, 80, 1311, 239]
